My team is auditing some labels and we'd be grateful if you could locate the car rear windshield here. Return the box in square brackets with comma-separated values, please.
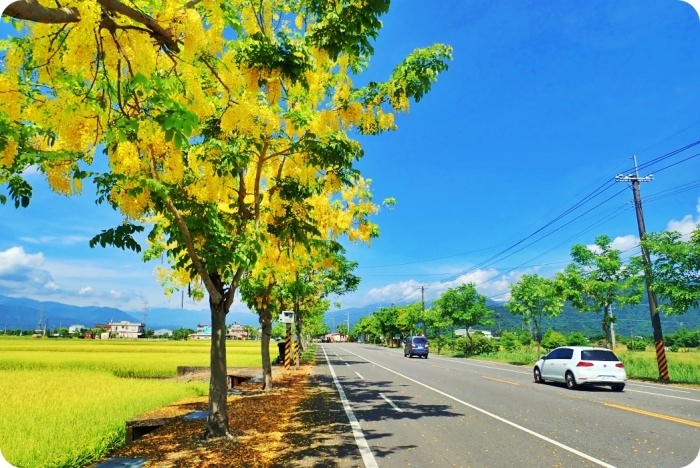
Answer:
[581, 350, 619, 361]
[413, 337, 428, 344]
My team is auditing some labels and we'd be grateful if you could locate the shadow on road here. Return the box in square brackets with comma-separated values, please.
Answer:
[273, 348, 462, 466]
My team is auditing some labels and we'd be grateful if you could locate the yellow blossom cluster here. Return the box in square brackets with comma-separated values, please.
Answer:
[110, 142, 144, 178]
[0, 0, 437, 309]
[43, 161, 80, 196]
[109, 184, 152, 219]
[0, 76, 22, 122]
[338, 102, 363, 127]
[0, 138, 17, 169]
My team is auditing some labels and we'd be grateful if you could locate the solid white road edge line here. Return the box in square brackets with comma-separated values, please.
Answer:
[626, 389, 700, 403]
[339, 346, 615, 468]
[379, 393, 404, 412]
[321, 346, 378, 468]
[627, 381, 692, 393]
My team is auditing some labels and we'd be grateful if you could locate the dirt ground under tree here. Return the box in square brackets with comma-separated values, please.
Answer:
[96, 362, 358, 467]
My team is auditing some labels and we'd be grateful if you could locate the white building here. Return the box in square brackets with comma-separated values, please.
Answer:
[68, 324, 86, 334]
[228, 322, 248, 340]
[190, 324, 212, 340]
[454, 328, 493, 339]
[189, 323, 249, 340]
[108, 321, 145, 339]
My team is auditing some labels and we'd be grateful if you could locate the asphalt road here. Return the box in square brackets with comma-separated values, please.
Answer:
[314, 343, 700, 468]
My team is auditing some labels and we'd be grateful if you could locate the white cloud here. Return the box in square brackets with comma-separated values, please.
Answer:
[610, 235, 639, 252]
[0, 247, 209, 312]
[0, 247, 55, 293]
[363, 279, 423, 305]
[0, 246, 45, 277]
[667, 217, 699, 237]
[667, 214, 697, 235]
[442, 269, 523, 302]
[663, 199, 700, 239]
[361, 268, 525, 306]
[586, 234, 639, 255]
[20, 235, 91, 245]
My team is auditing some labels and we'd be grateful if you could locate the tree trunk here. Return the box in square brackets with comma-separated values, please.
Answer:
[259, 307, 273, 390]
[466, 329, 474, 356]
[602, 304, 613, 349]
[204, 295, 230, 439]
[533, 322, 542, 358]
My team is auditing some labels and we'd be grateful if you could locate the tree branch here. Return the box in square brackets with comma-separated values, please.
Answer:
[4, 0, 180, 52]
[97, 0, 179, 52]
[4, 0, 80, 23]
[146, 152, 222, 303]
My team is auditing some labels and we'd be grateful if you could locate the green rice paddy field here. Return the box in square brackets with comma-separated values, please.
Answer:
[0, 337, 279, 468]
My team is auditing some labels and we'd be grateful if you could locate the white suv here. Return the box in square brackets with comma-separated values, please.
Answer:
[533, 346, 627, 392]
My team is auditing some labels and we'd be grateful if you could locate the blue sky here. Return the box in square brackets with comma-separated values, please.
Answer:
[1, 0, 700, 321]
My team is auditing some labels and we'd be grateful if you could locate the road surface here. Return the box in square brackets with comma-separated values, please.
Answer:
[311, 343, 700, 467]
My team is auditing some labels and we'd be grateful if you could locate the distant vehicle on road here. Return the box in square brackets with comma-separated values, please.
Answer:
[404, 336, 429, 359]
[533, 346, 626, 391]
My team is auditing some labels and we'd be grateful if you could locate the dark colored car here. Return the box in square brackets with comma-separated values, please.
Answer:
[404, 336, 429, 359]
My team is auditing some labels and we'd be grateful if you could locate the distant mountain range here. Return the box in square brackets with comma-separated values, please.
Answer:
[2, 295, 696, 336]
[0, 295, 261, 331]
[325, 299, 700, 337]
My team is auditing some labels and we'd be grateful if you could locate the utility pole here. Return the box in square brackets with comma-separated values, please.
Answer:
[420, 286, 427, 335]
[609, 304, 615, 350]
[616, 156, 669, 381]
[346, 311, 350, 342]
[142, 301, 149, 338]
[631, 329, 634, 351]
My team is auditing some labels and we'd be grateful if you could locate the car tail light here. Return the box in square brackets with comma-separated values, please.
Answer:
[576, 361, 594, 367]
[615, 362, 624, 368]
[411, 344, 416, 348]
[425, 344, 429, 349]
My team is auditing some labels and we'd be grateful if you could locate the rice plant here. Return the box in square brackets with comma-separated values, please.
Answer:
[0, 337, 279, 467]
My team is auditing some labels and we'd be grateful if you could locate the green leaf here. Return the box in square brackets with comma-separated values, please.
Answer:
[89, 224, 145, 252]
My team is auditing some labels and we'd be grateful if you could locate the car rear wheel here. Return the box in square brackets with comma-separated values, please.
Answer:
[611, 384, 625, 392]
[565, 371, 577, 390]
[534, 367, 544, 383]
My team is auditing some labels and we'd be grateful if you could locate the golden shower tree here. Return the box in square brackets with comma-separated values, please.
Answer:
[1, 0, 451, 438]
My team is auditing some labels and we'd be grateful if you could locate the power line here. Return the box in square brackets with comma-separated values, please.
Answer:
[440, 185, 629, 283]
[354, 136, 700, 310]
[356, 241, 515, 269]
[424, 140, 700, 287]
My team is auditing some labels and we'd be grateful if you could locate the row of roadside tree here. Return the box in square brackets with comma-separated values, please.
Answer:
[350, 230, 700, 361]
